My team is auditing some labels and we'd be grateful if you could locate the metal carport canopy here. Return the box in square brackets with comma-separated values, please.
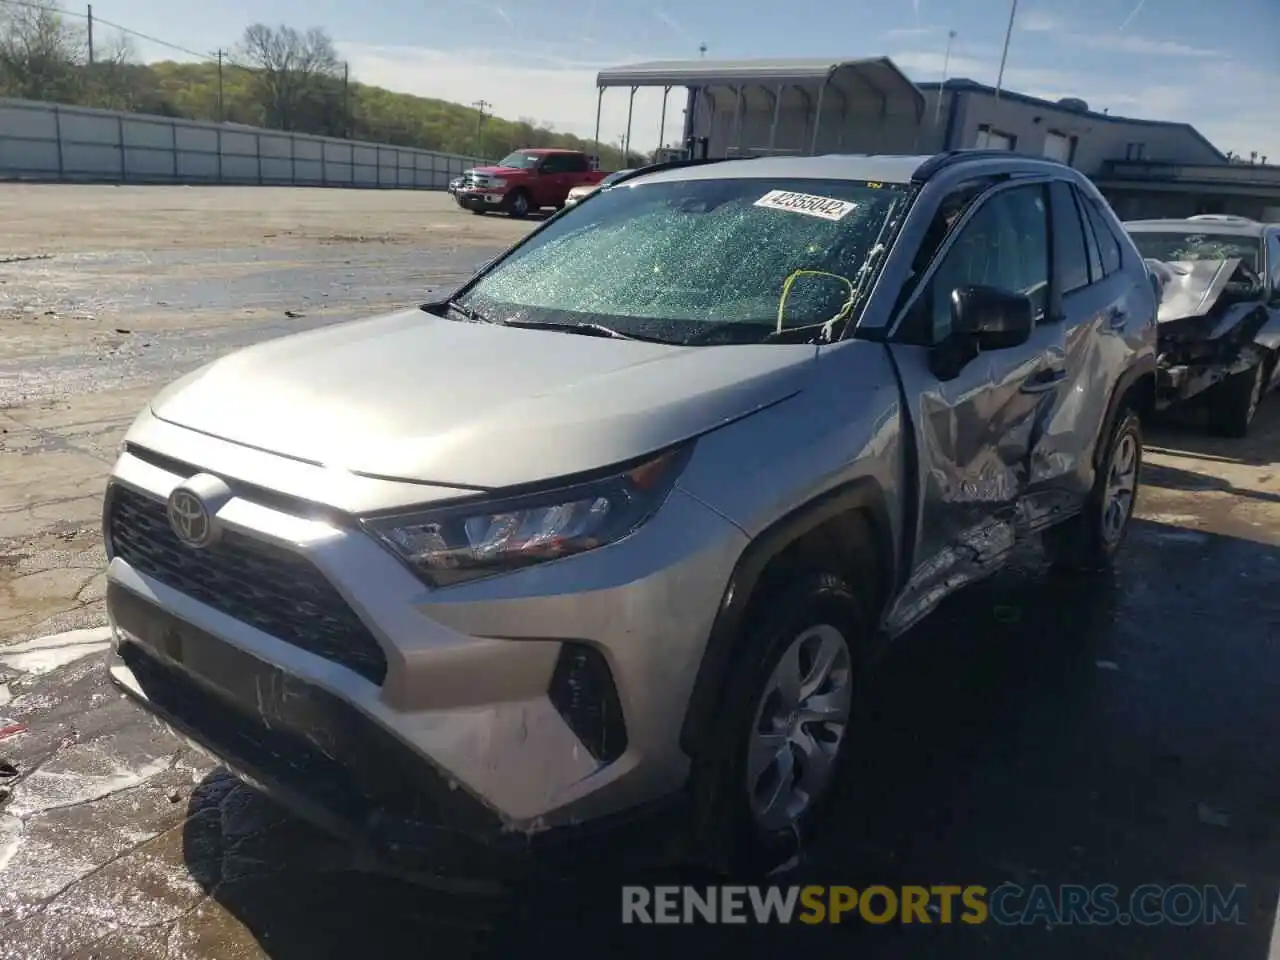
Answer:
[592, 57, 926, 156]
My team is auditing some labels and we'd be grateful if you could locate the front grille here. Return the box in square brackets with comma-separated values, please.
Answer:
[106, 484, 388, 685]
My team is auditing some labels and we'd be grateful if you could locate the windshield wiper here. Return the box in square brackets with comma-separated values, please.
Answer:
[446, 300, 495, 324]
[680, 322, 828, 346]
[500, 318, 669, 342]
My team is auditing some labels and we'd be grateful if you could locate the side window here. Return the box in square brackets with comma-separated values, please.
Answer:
[564, 154, 590, 174]
[1072, 188, 1104, 282]
[540, 155, 566, 173]
[924, 184, 1049, 342]
[889, 182, 989, 326]
[1050, 181, 1091, 294]
[1080, 194, 1123, 277]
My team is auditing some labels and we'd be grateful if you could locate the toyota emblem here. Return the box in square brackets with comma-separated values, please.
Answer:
[166, 487, 216, 548]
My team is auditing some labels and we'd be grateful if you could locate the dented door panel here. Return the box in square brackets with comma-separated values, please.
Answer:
[881, 324, 1063, 636]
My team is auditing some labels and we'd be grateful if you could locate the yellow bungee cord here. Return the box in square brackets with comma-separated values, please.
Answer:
[775, 269, 857, 341]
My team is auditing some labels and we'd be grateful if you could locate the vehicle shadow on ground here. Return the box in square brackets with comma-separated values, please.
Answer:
[182, 520, 1280, 960]
[1147, 399, 1280, 468]
[1141, 462, 1280, 504]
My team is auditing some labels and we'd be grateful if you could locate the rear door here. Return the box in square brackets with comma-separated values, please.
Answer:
[536, 153, 576, 206]
[1021, 180, 1131, 522]
[882, 179, 1067, 632]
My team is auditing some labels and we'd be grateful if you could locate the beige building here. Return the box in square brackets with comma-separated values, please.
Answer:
[594, 58, 1280, 221]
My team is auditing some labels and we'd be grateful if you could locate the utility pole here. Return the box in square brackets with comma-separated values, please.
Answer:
[993, 0, 1018, 106]
[342, 62, 350, 138]
[86, 4, 94, 66]
[215, 49, 225, 122]
[472, 99, 491, 157]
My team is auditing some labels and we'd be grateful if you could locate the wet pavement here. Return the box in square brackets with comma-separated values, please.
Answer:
[1, 186, 1279, 958]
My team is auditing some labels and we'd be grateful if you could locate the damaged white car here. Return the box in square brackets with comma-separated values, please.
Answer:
[1125, 215, 1280, 437]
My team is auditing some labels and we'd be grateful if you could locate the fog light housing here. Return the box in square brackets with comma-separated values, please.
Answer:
[548, 642, 627, 764]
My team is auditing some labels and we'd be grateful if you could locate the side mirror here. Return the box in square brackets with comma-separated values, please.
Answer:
[951, 284, 1034, 350]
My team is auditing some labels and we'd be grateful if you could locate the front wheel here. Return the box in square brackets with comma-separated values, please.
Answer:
[1044, 408, 1142, 572]
[506, 190, 531, 219]
[1207, 359, 1266, 438]
[691, 571, 866, 876]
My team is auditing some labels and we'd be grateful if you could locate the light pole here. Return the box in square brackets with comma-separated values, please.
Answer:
[934, 29, 956, 130]
[993, 0, 1018, 105]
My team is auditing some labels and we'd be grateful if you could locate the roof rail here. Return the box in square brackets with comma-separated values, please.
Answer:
[911, 149, 1065, 183]
[608, 155, 753, 187]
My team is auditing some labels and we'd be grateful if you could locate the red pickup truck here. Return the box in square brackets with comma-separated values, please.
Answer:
[453, 148, 608, 218]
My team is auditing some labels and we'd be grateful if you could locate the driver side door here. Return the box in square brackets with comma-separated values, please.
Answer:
[882, 180, 1068, 635]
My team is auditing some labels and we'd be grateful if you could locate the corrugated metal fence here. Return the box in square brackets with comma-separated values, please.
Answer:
[0, 98, 483, 189]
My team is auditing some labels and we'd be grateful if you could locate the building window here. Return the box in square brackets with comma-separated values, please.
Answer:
[1125, 142, 1147, 160]
[1043, 130, 1077, 165]
[976, 125, 1016, 151]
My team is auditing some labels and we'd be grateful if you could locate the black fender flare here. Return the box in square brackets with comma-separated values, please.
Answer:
[678, 476, 893, 758]
[1096, 355, 1156, 470]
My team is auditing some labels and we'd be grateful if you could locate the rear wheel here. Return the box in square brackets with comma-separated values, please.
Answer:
[470, 207, 486, 216]
[691, 571, 866, 876]
[1208, 358, 1266, 438]
[1044, 408, 1142, 572]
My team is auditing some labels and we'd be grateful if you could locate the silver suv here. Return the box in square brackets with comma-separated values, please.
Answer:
[104, 151, 1157, 879]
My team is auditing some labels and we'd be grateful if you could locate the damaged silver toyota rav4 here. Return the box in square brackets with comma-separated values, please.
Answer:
[104, 151, 1157, 881]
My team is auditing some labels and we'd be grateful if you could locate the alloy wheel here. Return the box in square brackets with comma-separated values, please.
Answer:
[1101, 431, 1138, 546]
[746, 624, 853, 832]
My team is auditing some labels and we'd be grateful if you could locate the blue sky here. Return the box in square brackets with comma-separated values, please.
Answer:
[94, 0, 1279, 159]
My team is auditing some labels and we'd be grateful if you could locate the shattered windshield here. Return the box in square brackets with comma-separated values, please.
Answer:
[1128, 231, 1261, 271]
[497, 151, 539, 169]
[458, 177, 910, 345]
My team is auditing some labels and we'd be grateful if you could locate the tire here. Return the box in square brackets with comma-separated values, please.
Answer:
[471, 207, 486, 216]
[1044, 408, 1142, 572]
[507, 190, 531, 219]
[690, 571, 867, 877]
[1208, 358, 1266, 438]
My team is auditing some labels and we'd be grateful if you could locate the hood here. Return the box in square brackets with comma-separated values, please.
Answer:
[1147, 257, 1252, 323]
[470, 165, 529, 177]
[150, 310, 817, 490]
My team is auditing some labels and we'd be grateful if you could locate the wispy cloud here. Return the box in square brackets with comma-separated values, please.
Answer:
[884, 25, 943, 38]
[1018, 10, 1065, 33]
[493, 5, 515, 30]
[1089, 34, 1217, 57]
[1117, 0, 1147, 32]
[912, 0, 921, 25]
[654, 9, 693, 42]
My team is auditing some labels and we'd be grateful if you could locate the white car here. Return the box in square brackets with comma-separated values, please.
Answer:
[563, 168, 634, 207]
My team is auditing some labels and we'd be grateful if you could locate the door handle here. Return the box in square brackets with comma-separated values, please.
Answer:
[1021, 367, 1067, 394]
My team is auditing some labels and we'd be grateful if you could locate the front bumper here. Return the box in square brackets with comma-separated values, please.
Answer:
[103, 431, 745, 865]
[107, 584, 688, 883]
[455, 189, 507, 211]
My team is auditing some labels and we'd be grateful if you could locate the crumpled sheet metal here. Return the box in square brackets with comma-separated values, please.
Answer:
[1146, 257, 1240, 324]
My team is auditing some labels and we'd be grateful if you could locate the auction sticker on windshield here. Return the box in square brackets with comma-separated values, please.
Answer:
[754, 190, 858, 221]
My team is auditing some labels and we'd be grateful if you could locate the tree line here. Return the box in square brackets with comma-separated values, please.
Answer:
[0, 0, 641, 167]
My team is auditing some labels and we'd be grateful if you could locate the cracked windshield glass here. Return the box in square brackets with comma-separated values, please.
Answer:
[463, 178, 907, 343]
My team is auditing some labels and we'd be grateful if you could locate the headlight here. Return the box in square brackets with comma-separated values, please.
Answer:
[362, 445, 692, 587]
[490, 178, 506, 188]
